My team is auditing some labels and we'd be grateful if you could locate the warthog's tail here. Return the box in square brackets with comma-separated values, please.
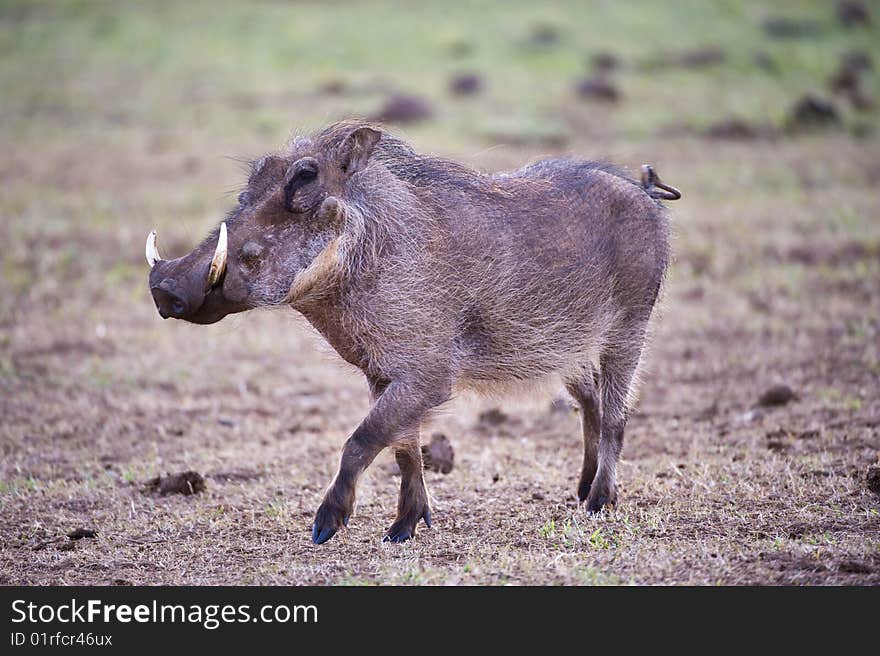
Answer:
[640, 164, 681, 201]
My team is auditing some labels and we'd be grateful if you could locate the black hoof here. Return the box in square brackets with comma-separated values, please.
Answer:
[578, 468, 597, 503]
[586, 494, 608, 514]
[312, 501, 348, 545]
[586, 485, 617, 514]
[382, 508, 431, 543]
[312, 523, 337, 545]
[382, 529, 413, 544]
[578, 482, 592, 504]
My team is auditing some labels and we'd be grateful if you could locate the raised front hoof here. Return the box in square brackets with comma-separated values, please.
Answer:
[382, 508, 431, 544]
[311, 502, 351, 545]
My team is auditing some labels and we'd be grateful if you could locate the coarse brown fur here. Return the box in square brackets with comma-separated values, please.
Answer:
[148, 119, 674, 544]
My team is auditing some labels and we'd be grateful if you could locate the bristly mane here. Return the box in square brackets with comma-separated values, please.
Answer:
[313, 119, 511, 196]
[313, 119, 643, 199]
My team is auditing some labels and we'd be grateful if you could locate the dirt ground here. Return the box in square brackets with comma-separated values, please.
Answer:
[1, 1, 878, 585]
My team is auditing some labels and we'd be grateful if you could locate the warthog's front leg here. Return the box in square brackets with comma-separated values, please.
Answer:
[311, 376, 449, 545]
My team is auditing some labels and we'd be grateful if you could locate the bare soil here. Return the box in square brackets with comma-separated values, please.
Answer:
[1, 134, 878, 585]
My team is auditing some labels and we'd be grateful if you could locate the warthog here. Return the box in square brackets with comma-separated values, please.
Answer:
[146, 120, 679, 544]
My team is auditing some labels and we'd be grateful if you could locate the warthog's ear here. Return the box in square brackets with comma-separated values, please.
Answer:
[338, 127, 381, 175]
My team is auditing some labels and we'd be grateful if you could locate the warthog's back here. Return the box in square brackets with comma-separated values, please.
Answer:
[336, 134, 671, 389]
[435, 159, 671, 387]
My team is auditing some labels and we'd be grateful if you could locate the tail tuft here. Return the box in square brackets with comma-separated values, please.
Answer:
[641, 164, 681, 201]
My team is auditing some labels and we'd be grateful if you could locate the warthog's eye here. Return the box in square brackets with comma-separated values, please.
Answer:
[286, 167, 317, 196]
[237, 191, 250, 206]
[284, 158, 320, 213]
[296, 168, 317, 183]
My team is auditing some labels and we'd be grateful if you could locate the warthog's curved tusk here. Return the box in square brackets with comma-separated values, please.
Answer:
[207, 222, 228, 287]
[145, 229, 162, 267]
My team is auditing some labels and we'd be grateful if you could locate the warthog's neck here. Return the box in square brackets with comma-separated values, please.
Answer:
[296, 288, 369, 372]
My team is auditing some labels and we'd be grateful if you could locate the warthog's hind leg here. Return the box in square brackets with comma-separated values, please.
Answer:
[565, 365, 602, 503]
[384, 432, 432, 543]
[584, 341, 644, 514]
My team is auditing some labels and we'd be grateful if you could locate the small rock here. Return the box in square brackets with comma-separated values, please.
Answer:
[144, 470, 207, 496]
[678, 46, 725, 68]
[217, 417, 236, 427]
[575, 75, 620, 102]
[830, 65, 861, 94]
[829, 54, 875, 110]
[590, 51, 620, 72]
[867, 466, 880, 497]
[841, 50, 873, 74]
[421, 433, 455, 474]
[836, 1, 870, 27]
[318, 78, 347, 95]
[762, 16, 822, 39]
[449, 72, 483, 96]
[370, 94, 433, 124]
[705, 118, 767, 140]
[478, 407, 509, 426]
[838, 559, 872, 574]
[67, 528, 97, 540]
[757, 384, 797, 407]
[787, 95, 841, 131]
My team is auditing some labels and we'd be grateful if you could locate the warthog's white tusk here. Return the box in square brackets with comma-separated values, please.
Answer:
[207, 222, 228, 287]
[145, 229, 162, 267]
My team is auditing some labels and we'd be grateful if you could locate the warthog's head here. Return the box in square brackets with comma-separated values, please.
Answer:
[146, 125, 381, 324]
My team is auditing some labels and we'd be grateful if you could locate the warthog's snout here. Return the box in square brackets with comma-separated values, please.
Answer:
[148, 256, 215, 322]
[150, 274, 194, 319]
[146, 223, 245, 324]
